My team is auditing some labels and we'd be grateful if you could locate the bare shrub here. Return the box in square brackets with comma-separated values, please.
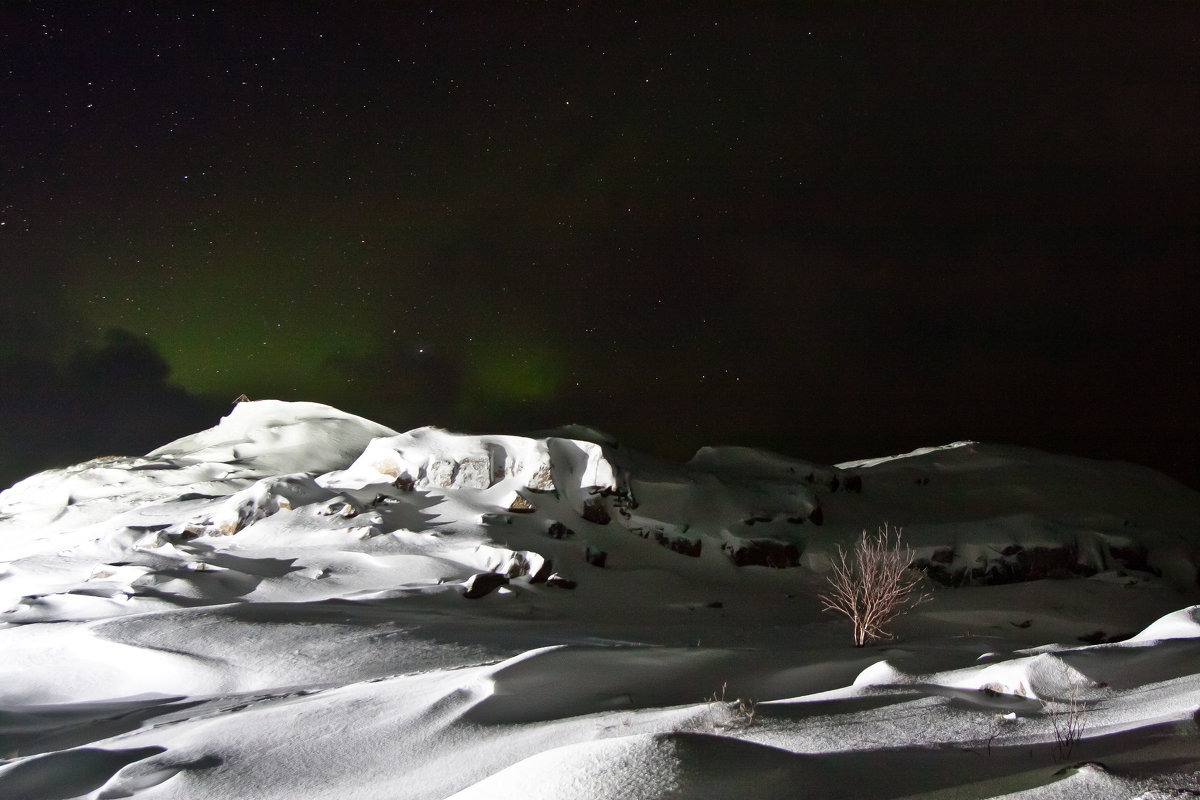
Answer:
[819, 524, 930, 647]
[1043, 685, 1086, 761]
[707, 682, 757, 732]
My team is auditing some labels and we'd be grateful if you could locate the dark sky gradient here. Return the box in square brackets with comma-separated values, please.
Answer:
[2, 3, 1198, 489]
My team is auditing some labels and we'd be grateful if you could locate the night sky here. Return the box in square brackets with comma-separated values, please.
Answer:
[2, 3, 1198, 490]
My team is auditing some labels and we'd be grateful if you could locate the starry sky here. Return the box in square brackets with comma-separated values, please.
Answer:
[2, 3, 1198, 489]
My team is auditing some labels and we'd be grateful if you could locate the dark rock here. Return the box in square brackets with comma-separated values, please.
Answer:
[843, 474, 863, 493]
[706, 601, 724, 609]
[828, 474, 840, 493]
[1024, 545, 1091, 580]
[462, 572, 509, 599]
[808, 507, 824, 526]
[546, 521, 575, 539]
[508, 494, 536, 513]
[634, 527, 702, 557]
[581, 497, 611, 525]
[585, 547, 608, 568]
[916, 542, 1100, 587]
[546, 574, 577, 589]
[525, 463, 555, 493]
[179, 492, 222, 502]
[599, 486, 639, 510]
[723, 538, 800, 568]
[913, 558, 959, 587]
[912, 548, 965, 587]
[528, 556, 554, 583]
[930, 548, 954, 564]
[1107, 542, 1153, 573]
[984, 544, 1075, 584]
[393, 475, 415, 492]
[664, 534, 702, 558]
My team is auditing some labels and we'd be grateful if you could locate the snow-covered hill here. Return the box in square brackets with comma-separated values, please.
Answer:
[2, 401, 1198, 798]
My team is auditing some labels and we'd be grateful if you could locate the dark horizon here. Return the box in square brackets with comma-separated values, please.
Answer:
[2, 374, 1196, 493]
[2, 3, 1197, 490]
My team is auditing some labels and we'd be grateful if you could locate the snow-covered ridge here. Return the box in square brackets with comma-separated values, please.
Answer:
[835, 440, 979, 470]
[2, 400, 1198, 593]
[147, 398, 401, 475]
[318, 426, 622, 498]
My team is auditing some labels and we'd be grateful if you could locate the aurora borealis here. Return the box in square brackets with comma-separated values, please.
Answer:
[2, 3, 1197, 488]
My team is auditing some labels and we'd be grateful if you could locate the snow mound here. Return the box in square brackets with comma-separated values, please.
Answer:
[853, 660, 914, 688]
[319, 427, 624, 502]
[147, 399, 398, 475]
[855, 652, 1103, 702]
[942, 652, 1101, 701]
[687, 445, 830, 482]
[1128, 605, 1200, 642]
[447, 734, 680, 800]
[188, 473, 329, 536]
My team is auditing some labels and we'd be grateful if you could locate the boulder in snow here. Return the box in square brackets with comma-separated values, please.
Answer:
[461, 572, 509, 599]
[193, 474, 328, 536]
[722, 538, 800, 568]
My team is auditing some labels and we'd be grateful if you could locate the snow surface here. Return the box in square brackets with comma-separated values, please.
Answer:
[1, 400, 1199, 798]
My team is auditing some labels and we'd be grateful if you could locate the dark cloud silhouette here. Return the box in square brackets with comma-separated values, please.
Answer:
[0, 329, 225, 490]
[69, 328, 172, 388]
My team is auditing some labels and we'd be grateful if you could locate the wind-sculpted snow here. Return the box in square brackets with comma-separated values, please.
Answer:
[1, 401, 1199, 798]
[1128, 605, 1200, 642]
[147, 398, 400, 476]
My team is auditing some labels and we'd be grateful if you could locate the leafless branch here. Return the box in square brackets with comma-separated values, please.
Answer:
[819, 524, 929, 647]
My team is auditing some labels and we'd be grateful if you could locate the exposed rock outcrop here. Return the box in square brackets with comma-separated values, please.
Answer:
[585, 547, 608, 568]
[722, 538, 801, 568]
[461, 572, 509, 599]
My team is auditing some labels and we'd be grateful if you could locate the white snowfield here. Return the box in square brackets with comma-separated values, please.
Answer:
[1, 400, 1199, 799]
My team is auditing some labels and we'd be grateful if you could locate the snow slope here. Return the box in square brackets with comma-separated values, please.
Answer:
[1, 401, 1198, 799]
